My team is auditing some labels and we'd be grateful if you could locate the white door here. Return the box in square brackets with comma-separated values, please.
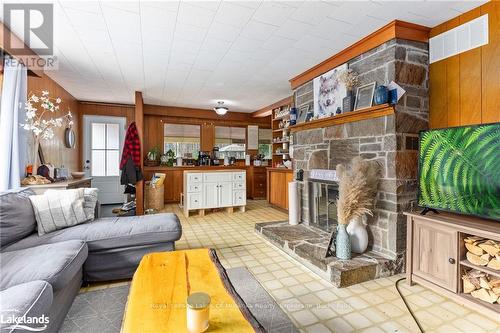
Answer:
[219, 182, 233, 207]
[83, 115, 126, 204]
[203, 183, 219, 208]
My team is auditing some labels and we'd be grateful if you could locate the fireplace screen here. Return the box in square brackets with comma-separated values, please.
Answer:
[308, 179, 339, 232]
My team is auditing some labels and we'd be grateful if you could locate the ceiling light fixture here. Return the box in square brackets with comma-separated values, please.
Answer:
[213, 101, 228, 115]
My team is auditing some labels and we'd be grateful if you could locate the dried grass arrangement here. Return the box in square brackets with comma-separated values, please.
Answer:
[336, 157, 380, 225]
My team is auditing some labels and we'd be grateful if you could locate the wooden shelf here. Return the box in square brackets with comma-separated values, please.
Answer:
[460, 260, 500, 278]
[273, 140, 290, 144]
[289, 104, 395, 132]
[272, 114, 290, 121]
[273, 128, 290, 133]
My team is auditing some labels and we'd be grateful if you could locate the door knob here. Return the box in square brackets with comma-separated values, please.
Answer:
[448, 258, 455, 264]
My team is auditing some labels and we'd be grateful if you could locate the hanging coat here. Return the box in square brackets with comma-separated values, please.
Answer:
[120, 122, 143, 185]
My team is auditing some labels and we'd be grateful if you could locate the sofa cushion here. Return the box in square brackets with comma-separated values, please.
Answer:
[0, 240, 88, 291]
[0, 188, 36, 248]
[29, 189, 88, 235]
[2, 213, 182, 253]
[0, 280, 53, 333]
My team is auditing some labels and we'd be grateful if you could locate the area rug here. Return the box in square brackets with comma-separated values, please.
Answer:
[60, 267, 298, 333]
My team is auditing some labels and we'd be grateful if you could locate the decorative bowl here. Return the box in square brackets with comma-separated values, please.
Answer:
[71, 171, 85, 179]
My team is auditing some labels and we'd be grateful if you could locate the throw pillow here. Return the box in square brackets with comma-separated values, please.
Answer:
[83, 188, 99, 221]
[29, 189, 88, 235]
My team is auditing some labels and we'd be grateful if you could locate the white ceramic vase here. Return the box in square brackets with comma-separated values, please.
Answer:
[346, 215, 368, 254]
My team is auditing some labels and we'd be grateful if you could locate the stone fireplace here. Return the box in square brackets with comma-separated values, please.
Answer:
[256, 38, 429, 287]
[293, 38, 429, 260]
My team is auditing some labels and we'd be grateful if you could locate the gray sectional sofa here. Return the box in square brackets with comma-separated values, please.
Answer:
[0, 188, 182, 332]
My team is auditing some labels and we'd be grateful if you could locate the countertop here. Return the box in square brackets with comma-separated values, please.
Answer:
[144, 165, 268, 171]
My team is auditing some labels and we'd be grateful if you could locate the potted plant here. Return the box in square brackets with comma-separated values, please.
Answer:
[20, 91, 73, 172]
[165, 149, 176, 167]
[145, 146, 161, 166]
[336, 157, 379, 258]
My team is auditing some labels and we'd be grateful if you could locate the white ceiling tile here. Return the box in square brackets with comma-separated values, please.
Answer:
[174, 23, 207, 42]
[187, 0, 221, 12]
[101, 1, 141, 14]
[206, 22, 241, 42]
[274, 19, 313, 41]
[240, 20, 278, 41]
[252, 2, 296, 26]
[60, 1, 101, 14]
[214, 2, 255, 28]
[177, 2, 216, 28]
[289, 1, 339, 24]
[140, 1, 179, 12]
[230, 36, 263, 52]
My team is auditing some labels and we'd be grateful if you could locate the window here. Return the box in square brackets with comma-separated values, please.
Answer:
[164, 124, 200, 158]
[214, 126, 246, 159]
[91, 123, 120, 176]
[258, 128, 272, 160]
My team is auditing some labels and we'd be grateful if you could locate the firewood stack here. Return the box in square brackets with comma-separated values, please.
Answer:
[462, 270, 500, 304]
[462, 236, 500, 305]
[464, 236, 500, 270]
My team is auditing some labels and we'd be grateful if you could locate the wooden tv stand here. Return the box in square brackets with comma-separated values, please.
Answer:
[405, 211, 500, 317]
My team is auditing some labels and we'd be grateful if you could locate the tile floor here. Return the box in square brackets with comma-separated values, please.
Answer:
[84, 200, 500, 333]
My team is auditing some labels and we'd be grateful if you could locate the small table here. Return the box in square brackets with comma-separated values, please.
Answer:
[23, 177, 92, 194]
[121, 249, 263, 333]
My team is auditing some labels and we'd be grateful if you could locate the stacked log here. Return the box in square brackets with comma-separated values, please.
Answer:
[463, 236, 500, 305]
[464, 237, 500, 270]
[462, 270, 500, 304]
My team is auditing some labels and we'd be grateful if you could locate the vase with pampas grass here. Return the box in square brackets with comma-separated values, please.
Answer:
[335, 157, 380, 258]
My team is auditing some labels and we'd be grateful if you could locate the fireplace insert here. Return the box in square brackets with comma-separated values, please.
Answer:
[308, 178, 339, 232]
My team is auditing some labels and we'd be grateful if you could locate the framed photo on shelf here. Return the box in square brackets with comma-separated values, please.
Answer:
[354, 82, 376, 111]
[297, 104, 310, 123]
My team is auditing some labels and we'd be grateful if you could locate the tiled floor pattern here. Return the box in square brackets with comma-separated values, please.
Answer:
[83, 200, 500, 333]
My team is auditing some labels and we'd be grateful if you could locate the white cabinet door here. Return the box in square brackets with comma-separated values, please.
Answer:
[218, 182, 233, 207]
[203, 183, 219, 208]
[204, 172, 232, 183]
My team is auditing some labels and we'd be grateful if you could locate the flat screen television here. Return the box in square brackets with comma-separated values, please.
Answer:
[418, 122, 500, 221]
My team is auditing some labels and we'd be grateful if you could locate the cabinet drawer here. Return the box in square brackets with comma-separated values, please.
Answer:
[253, 189, 266, 198]
[187, 173, 203, 183]
[233, 190, 246, 206]
[254, 174, 267, 183]
[187, 183, 201, 193]
[204, 172, 232, 183]
[233, 181, 246, 190]
[233, 172, 246, 181]
[187, 193, 202, 209]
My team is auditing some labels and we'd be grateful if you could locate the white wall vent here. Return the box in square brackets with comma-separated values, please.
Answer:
[429, 14, 489, 64]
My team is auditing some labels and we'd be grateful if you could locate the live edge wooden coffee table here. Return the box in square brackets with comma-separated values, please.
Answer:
[121, 249, 265, 333]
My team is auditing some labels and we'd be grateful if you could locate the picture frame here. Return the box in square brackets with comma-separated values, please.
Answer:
[313, 63, 348, 117]
[297, 104, 310, 123]
[354, 82, 376, 111]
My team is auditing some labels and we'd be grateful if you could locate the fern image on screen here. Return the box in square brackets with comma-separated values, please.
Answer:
[418, 123, 500, 220]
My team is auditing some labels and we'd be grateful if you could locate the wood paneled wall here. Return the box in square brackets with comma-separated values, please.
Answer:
[142, 104, 271, 159]
[28, 73, 80, 171]
[78, 101, 135, 125]
[430, 2, 500, 128]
